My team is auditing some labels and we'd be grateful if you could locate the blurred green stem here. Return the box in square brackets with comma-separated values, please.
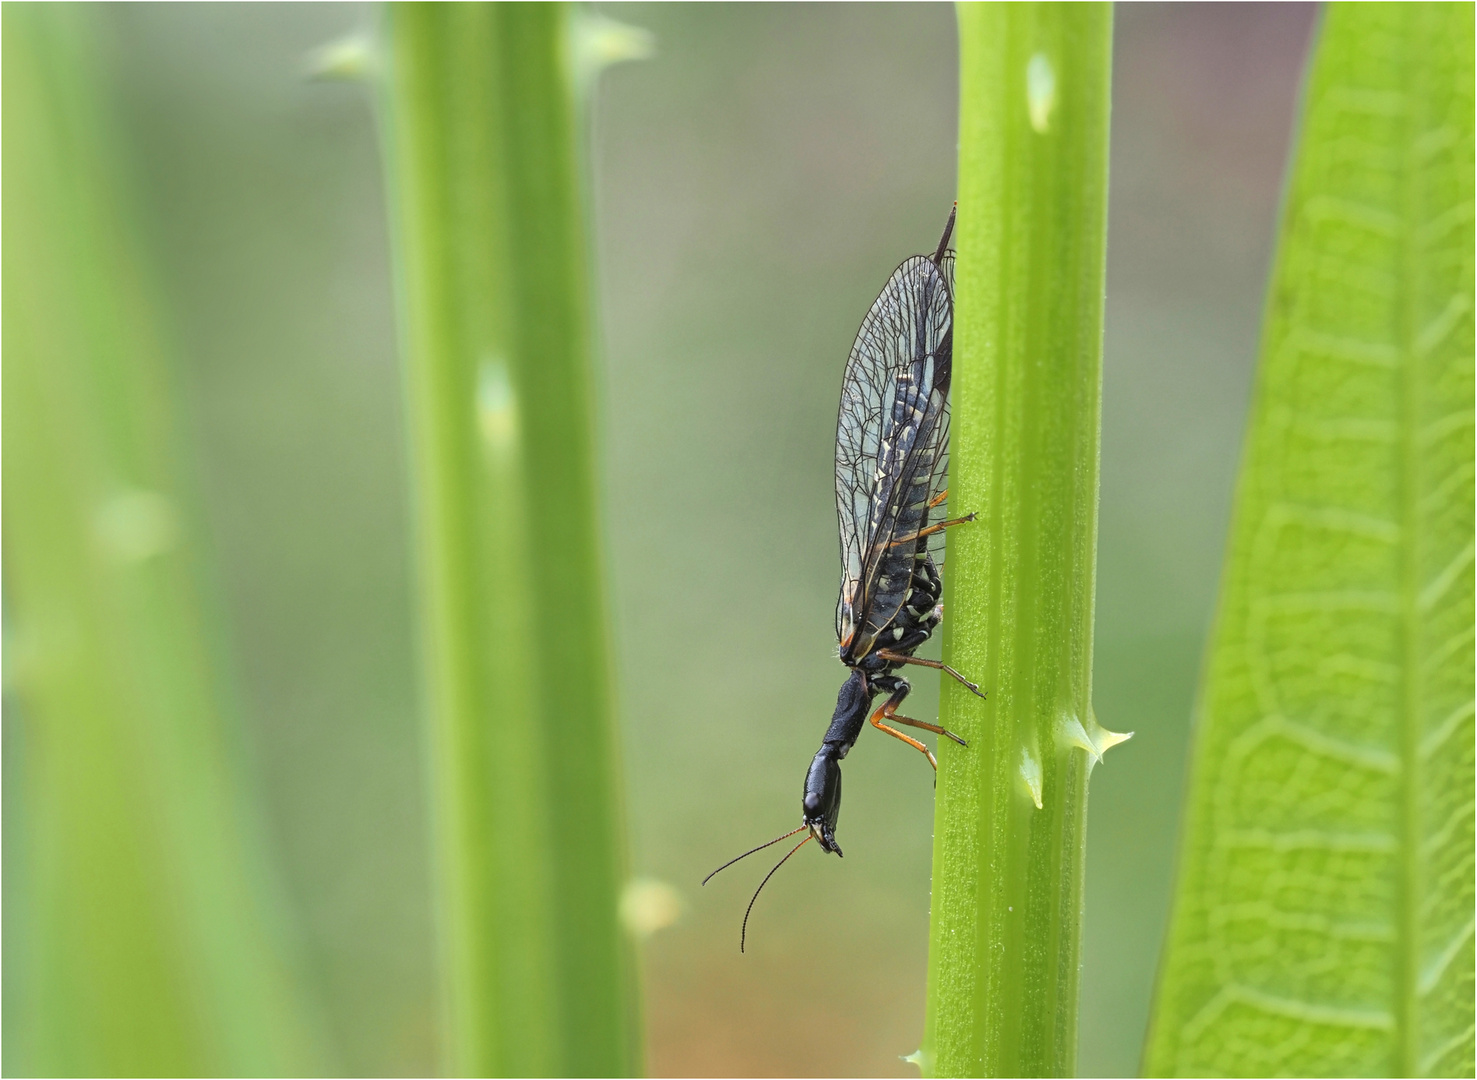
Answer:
[2, 7, 324, 1075]
[922, 5, 1116, 1076]
[381, 5, 639, 1075]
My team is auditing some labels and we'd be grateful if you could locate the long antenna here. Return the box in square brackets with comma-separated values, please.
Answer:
[702, 825, 808, 886]
[741, 833, 814, 953]
[931, 201, 958, 265]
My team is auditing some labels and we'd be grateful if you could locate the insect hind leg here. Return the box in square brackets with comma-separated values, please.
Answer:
[876, 649, 986, 700]
[887, 513, 977, 549]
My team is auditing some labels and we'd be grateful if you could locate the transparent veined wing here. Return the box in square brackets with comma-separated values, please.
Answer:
[835, 251, 954, 653]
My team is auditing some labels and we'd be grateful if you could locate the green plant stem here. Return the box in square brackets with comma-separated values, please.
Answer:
[1145, 5, 1474, 1075]
[921, 5, 1116, 1076]
[2, 7, 324, 1075]
[381, 5, 639, 1076]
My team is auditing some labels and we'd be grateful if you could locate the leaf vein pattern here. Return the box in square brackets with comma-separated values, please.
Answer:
[1148, 7, 1474, 1076]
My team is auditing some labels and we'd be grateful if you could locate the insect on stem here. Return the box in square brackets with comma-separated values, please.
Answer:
[709, 205, 985, 953]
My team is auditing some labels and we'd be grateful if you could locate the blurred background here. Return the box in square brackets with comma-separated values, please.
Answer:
[3, 3, 1318, 1076]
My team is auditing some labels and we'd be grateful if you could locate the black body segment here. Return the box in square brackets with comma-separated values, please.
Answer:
[802, 667, 872, 854]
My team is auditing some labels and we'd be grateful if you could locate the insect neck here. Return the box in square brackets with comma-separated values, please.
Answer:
[819, 667, 872, 759]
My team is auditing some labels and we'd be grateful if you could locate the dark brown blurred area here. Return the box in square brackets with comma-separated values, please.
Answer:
[8, 4, 1315, 1076]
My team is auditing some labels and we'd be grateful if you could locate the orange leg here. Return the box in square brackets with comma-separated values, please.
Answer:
[875, 650, 987, 700]
[887, 707, 969, 747]
[888, 513, 977, 548]
[869, 696, 937, 770]
[869, 693, 969, 770]
[928, 488, 949, 508]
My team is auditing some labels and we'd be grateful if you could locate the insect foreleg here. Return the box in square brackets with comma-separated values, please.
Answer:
[881, 708, 967, 747]
[867, 683, 944, 769]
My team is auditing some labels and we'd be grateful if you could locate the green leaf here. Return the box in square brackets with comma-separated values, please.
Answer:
[2, 7, 327, 1075]
[920, 5, 1118, 1076]
[379, 5, 640, 1075]
[1145, 4, 1475, 1075]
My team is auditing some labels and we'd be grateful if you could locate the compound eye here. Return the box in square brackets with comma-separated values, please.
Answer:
[802, 791, 823, 817]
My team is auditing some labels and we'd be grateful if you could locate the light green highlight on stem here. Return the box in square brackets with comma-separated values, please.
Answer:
[1145, 5, 1475, 1076]
[921, 4, 1117, 1076]
[380, 5, 640, 1076]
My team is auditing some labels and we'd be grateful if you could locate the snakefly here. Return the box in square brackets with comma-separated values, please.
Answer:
[704, 205, 985, 950]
